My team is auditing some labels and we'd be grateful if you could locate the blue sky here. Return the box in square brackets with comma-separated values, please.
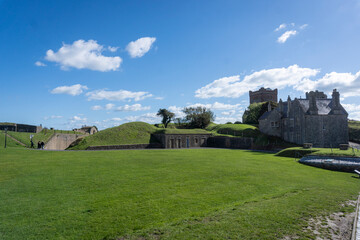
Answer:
[1, 0, 360, 130]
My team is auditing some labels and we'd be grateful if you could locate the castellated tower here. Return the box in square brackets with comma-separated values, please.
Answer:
[249, 87, 278, 104]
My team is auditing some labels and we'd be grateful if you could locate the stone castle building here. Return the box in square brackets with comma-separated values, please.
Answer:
[258, 89, 348, 148]
[0, 123, 42, 133]
[249, 87, 278, 104]
[73, 126, 98, 135]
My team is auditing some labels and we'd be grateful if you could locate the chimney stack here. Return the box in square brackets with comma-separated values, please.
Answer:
[307, 92, 318, 115]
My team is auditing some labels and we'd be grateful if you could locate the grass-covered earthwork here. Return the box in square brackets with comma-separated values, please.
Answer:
[276, 146, 360, 158]
[1, 147, 359, 239]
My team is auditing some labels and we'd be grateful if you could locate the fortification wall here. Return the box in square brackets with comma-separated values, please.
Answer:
[45, 134, 84, 150]
[207, 136, 253, 149]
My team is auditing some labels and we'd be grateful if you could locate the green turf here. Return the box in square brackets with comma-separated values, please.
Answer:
[276, 146, 360, 158]
[206, 123, 259, 137]
[349, 120, 360, 143]
[0, 148, 359, 239]
[69, 122, 160, 150]
[0, 131, 25, 148]
[155, 128, 210, 134]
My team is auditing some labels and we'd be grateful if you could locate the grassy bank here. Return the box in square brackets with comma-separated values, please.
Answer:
[276, 147, 360, 158]
[0, 148, 359, 239]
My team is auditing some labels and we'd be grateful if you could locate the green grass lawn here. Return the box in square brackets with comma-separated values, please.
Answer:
[277, 147, 360, 158]
[206, 123, 259, 137]
[1, 148, 359, 239]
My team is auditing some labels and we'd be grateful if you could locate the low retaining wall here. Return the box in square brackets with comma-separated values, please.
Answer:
[45, 134, 84, 150]
[86, 143, 163, 150]
[299, 155, 360, 172]
[207, 136, 253, 149]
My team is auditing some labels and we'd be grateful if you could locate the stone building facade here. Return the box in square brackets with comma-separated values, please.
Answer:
[249, 87, 278, 104]
[0, 123, 42, 133]
[259, 89, 348, 148]
[73, 126, 98, 135]
[153, 133, 212, 148]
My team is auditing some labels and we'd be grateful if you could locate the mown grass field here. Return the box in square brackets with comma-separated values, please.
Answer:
[1, 147, 360, 239]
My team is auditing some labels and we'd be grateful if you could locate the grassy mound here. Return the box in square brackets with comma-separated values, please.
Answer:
[68, 122, 159, 150]
[1, 148, 359, 239]
[206, 123, 260, 138]
[276, 147, 360, 158]
[349, 120, 360, 143]
[155, 128, 210, 134]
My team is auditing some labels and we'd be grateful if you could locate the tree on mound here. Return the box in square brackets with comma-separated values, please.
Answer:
[183, 106, 215, 129]
[157, 109, 175, 128]
[242, 101, 278, 124]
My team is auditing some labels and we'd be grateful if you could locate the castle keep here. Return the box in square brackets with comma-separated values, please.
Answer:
[258, 89, 348, 148]
[249, 87, 278, 104]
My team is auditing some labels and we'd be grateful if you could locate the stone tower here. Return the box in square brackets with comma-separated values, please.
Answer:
[249, 87, 278, 104]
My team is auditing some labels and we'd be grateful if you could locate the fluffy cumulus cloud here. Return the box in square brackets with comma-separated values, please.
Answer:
[86, 89, 153, 101]
[115, 104, 150, 112]
[124, 112, 160, 123]
[91, 105, 102, 110]
[51, 84, 88, 96]
[35, 61, 46, 67]
[188, 102, 242, 110]
[294, 71, 360, 98]
[44, 115, 63, 120]
[105, 103, 115, 110]
[275, 23, 287, 32]
[195, 65, 319, 99]
[126, 37, 156, 58]
[342, 104, 360, 120]
[277, 30, 297, 43]
[45, 40, 122, 71]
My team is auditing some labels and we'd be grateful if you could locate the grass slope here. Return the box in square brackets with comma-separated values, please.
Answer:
[349, 120, 360, 143]
[276, 147, 360, 158]
[69, 122, 159, 150]
[1, 148, 359, 239]
[6, 129, 82, 148]
[206, 123, 259, 137]
[0, 131, 25, 148]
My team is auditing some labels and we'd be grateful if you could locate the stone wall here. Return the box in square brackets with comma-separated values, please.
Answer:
[0, 123, 41, 133]
[207, 136, 253, 149]
[153, 134, 212, 148]
[45, 133, 84, 150]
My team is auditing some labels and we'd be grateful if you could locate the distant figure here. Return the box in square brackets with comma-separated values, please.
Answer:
[37, 141, 41, 149]
[41, 141, 45, 150]
[30, 139, 34, 148]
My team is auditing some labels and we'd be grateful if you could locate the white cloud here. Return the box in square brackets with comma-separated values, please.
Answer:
[300, 24, 308, 30]
[188, 102, 242, 110]
[277, 30, 297, 43]
[124, 112, 161, 123]
[44, 115, 63, 120]
[108, 46, 118, 52]
[195, 65, 319, 99]
[342, 103, 360, 120]
[45, 39, 122, 71]
[221, 110, 236, 116]
[70, 115, 87, 124]
[168, 106, 186, 118]
[154, 96, 164, 100]
[51, 84, 88, 96]
[214, 116, 238, 124]
[86, 89, 153, 101]
[35, 61, 46, 67]
[91, 105, 102, 110]
[275, 23, 287, 31]
[115, 104, 151, 112]
[126, 37, 156, 58]
[294, 71, 360, 98]
[105, 103, 115, 110]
